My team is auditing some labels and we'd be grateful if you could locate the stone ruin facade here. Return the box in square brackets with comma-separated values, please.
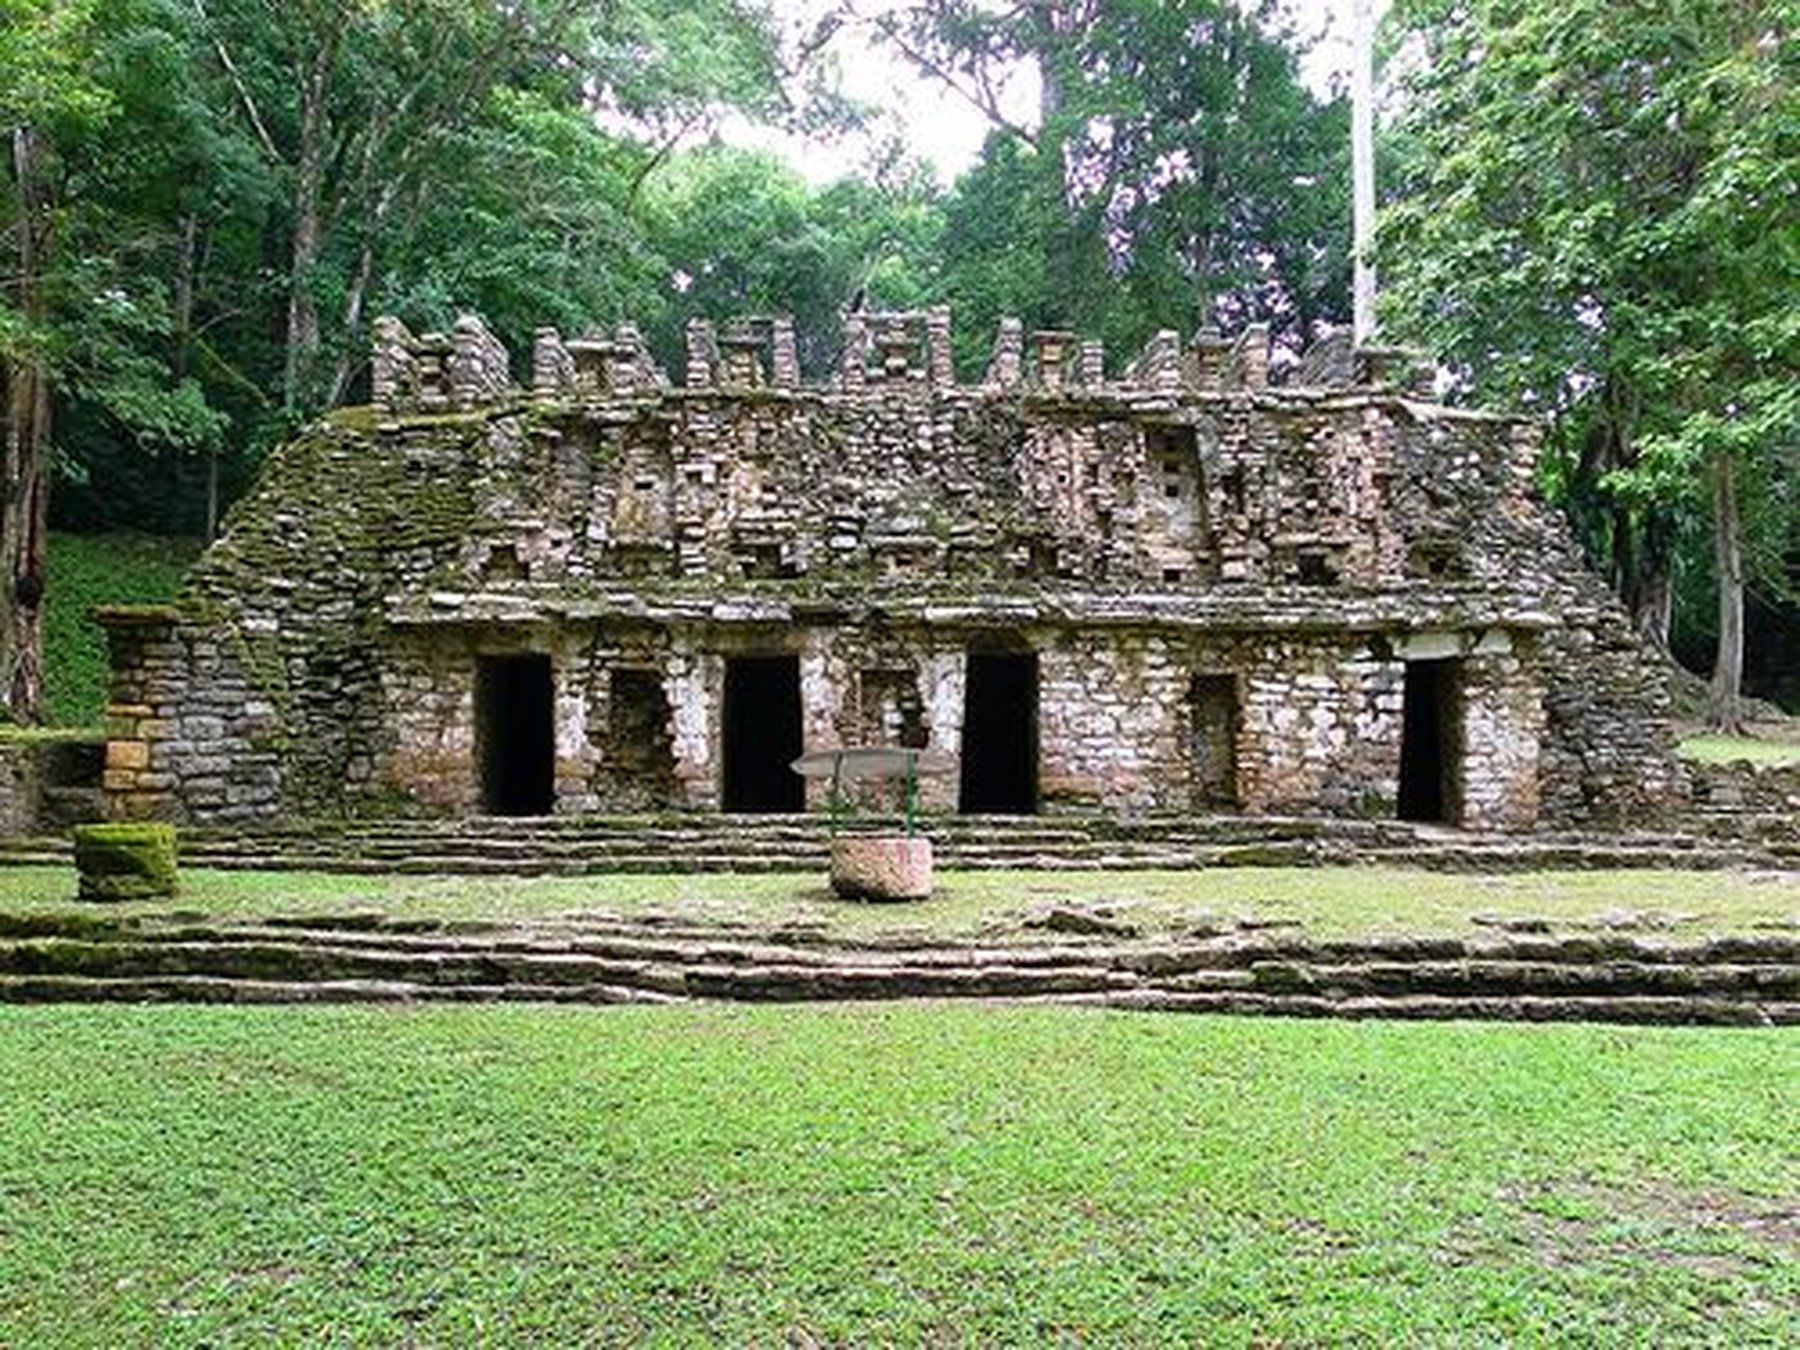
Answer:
[95, 307, 1684, 831]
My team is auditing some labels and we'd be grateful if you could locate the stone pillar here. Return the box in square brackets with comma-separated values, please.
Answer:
[1189, 327, 1230, 391]
[1032, 331, 1075, 393]
[1078, 340, 1105, 391]
[95, 606, 184, 823]
[986, 317, 1023, 390]
[552, 650, 597, 814]
[770, 316, 801, 388]
[927, 306, 954, 388]
[532, 328, 575, 404]
[371, 315, 415, 411]
[1507, 421, 1542, 502]
[449, 313, 512, 408]
[684, 318, 717, 390]
[664, 647, 719, 810]
[839, 314, 868, 392]
[610, 323, 645, 393]
[799, 639, 845, 813]
[1233, 323, 1270, 391]
[1458, 633, 1544, 831]
[920, 649, 965, 813]
[1139, 329, 1183, 394]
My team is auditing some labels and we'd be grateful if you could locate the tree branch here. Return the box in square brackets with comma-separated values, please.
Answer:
[874, 17, 1039, 148]
[191, 0, 283, 164]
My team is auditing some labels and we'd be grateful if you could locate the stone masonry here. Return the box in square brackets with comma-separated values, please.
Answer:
[96, 309, 1683, 831]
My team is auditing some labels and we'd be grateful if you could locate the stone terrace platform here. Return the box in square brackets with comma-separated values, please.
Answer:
[0, 813, 1791, 874]
[1, 904, 1794, 1025]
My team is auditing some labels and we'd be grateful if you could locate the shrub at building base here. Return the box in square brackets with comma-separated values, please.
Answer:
[73, 823, 178, 902]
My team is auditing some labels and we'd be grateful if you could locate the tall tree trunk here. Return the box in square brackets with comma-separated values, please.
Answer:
[170, 214, 221, 540]
[283, 44, 335, 412]
[1029, 0, 1083, 327]
[171, 214, 199, 380]
[1707, 450, 1746, 733]
[3, 127, 52, 724]
[325, 181, 398, 407]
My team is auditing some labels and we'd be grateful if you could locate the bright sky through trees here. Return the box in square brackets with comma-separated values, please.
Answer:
[723, 0, 1358, 183]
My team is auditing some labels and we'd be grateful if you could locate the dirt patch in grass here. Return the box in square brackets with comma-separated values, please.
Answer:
[1447, 1179, 1800, 1278]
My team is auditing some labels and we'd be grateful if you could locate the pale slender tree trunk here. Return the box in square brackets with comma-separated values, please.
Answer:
[170, 214, 222, 541]
[1707, 450, 1746, 733]
[325, 182, 398, 407]
[284, 44, 335, 412]
[3, 127, 52, 723]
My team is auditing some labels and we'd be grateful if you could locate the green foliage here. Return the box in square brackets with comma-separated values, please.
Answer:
[1381, 0, 1798, 640]
[0, 1004, 1792, 1341]
[641, 145, 944, 374]
[45, 532, 197, 727]
[1677, 734, 1800, 768]
[885, 0, 1351, 362]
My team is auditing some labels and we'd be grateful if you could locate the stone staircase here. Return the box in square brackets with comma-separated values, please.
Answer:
[0, 909, 1793, 1024]
[0, 813, 1787, 874]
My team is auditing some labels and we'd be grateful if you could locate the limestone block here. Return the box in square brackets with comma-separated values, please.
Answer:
[105, 740, 149, 772]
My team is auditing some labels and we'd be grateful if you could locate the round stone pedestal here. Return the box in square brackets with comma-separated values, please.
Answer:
[830, 835, 933, 902]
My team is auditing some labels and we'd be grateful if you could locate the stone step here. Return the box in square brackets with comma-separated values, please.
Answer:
[2, 925, 1793, 1021]
[1056, 990, 1796, 1027]
[1, 968, 1788, 1025]
[0, 974, 674, 1005]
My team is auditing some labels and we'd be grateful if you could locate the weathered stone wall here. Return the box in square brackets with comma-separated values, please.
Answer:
[1687, 759, 1800, 817]
[99, 307, 1683, 831]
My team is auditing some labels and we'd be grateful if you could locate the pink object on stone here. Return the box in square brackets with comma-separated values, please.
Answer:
[830, 835, 934, 902]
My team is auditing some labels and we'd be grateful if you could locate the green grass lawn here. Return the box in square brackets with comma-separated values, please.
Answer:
[0, 1004, 1792, 1345]
[1678, 733, 1800, 768]
[0, 863, 1795, 941]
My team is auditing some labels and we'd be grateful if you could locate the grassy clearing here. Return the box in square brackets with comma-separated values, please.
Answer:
[1679, 733, 1800, 768]
[0, 864, 1794, 940]
[46, 532, 199, 727]
[0, 1004, 1792, 1345]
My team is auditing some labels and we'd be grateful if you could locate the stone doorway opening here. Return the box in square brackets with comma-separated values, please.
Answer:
[1399, 658, 1462, 824]
[475, 654, 555, 816]
[959, 652, 1039, 814]
[722, 655, 804, 812]
[1189, 673, 1240, 808]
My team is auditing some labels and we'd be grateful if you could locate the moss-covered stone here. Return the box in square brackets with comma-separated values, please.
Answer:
[73, 823, 178, 903]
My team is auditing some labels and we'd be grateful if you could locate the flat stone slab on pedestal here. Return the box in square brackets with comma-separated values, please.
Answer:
[831, 835, 934, 902]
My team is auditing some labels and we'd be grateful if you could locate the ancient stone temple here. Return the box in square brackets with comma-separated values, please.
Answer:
[96, 308, 1681, 831]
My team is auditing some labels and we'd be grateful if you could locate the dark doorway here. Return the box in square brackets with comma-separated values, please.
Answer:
[475, 654, 555, 815]
[722, 655, 804, 812]
[960, 652, 1039, 814]
[1189, 673, 1239, 809]
[1398, 658, 1461, 824]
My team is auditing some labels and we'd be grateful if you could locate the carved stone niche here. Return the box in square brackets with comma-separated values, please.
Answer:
[721, 337, 765, 389]
[566, 339, 617, 399]
[872, 316, 924, 385]
[1031, 330, 1077, 393]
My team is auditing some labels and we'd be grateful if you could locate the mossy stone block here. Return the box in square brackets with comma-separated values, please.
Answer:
[73, 823, 178, 903]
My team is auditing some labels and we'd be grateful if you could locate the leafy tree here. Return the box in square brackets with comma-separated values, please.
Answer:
[2, 0, 107, 718]
[3, 1, 224, 718]
[1382, 0, 1797, 728]
[878, 0, 1350, 359]
[642, 144, 943, 374]
[378, 88, 671, 359]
